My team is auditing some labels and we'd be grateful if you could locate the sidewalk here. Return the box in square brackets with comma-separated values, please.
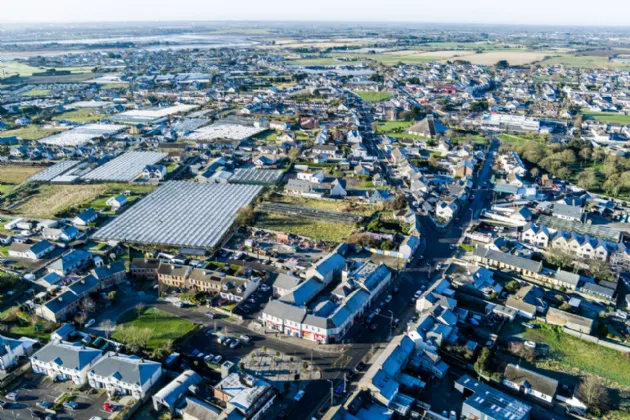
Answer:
[246, 321, 347, 354]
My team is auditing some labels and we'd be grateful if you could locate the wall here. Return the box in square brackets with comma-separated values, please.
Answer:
[562, 327, 630, 353]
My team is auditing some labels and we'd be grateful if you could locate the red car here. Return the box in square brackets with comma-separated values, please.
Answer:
[103, 402, 116, 412]
[217, 299, 228, 306]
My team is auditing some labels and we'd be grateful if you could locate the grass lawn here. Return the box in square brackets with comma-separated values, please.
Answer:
[583, 112, 630, 125]
[540, 54, 630, 70]
[255, 212, 355, 243]
[522, 324, 630, 387]
[113, 307, 196, 351]
[253, 130, 278, 142]
[273, 195, 376, 216]
[14, 184, 109, 218]
[377, 120, 414, 132]
[498, 134, 546, 144]
[0, 165, 43, 183]
[352, 91, 392, 102]
[0, 60, 94, 77]
[52, 108, 105, 123]
[0, 126, 64, 140]
[22, 88, 50, 96]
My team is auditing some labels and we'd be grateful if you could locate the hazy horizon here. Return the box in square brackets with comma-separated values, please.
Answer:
[1, 0, 629, 27]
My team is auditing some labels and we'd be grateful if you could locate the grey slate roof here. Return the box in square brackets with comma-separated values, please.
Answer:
[31, 342, 102, 371]
[474, 247, 542, 273]
[89, 353, 161, 386]
[504, 364, 558, 398]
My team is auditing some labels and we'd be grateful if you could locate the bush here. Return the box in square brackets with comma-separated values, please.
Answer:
[380, 240, 395, 251]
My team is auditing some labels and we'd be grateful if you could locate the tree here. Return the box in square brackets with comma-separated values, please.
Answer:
[81, 297, 96, 314]
[495, 60, 510, 69]
[387, 194, 407, 211]
[546, 247, 573, 269]
[603, 174, 622, 197]
[579, 147, 592, 162]
[74, 312, 88, 327]
[576, 168, 598, 190]
[235, 205, 256, 227]
[474, 347, 492, 375]
[577, 375, 609, 415]
[586, 258, 615, 282]
[288, 147, 300, 162]
[504, 280, 521, 295]
[530, 167, 540, 178]
[380, 240, 394, 251]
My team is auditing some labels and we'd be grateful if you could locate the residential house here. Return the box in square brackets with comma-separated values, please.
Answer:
[8, 240, 55, 260]
[455, 375, 531, 420]
[88, 352, 162, 398]
[503, 364, 559, 404]
[213, 372, 276, 420]
[73, 209, 98, 226]
[48, 250, 93, 275]
[0, 335, 36, 371]
[130, 258, 161, 280]
[106, 195, 128, 210]
[31, 342, 102, 385]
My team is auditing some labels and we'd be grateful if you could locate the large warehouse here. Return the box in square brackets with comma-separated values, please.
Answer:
[93, 181, 262, 249]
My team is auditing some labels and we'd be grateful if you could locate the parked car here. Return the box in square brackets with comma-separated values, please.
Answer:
[36, 401, 53, 410]
[5, 393, 18, 402]
[521, 322, 537, 329]
[223, 338, 233, 347]
[230, 339, 241, 349]
[240, 335, 251, 343]
[294, 390, 305, 401]
[384, 295, 392, 304]
[197, 353, 205, 359]
[204, 355, 213, 362]
[63, 401, 79, 410]
[103, 402, 116, 412]
[260, 284, 270, 292]
[205, 312, 215, 319]
[373, 308, 381, 315]
[213, 355, 223, 364]
[524, 341, 537, 349]
[0, 400, 6, 409]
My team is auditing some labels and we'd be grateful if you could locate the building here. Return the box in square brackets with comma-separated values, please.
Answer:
[152, 370, 202, 415]
[271, 273, 302, 297]
[551, 203, 584, 222]
[30, 342, 102, 385]
[130, 258, 161, 280]
[213, 372, 276, 420]
[503, 364, 558, 404]
[546, 307, 594, 334]
[0, 335, 36, 371]
[473, 248, 542, 277]
[48, 250, 93, 275]
[87, 352, 162, 398]
[73, 208, 98, 226]
[455, 375, 531, 420]
[8, 240, 55, 260]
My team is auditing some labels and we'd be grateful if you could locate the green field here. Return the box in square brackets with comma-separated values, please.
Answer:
[377, 120, 414, 132]
[0, 60, 94, 77]
[583, 112, 630, 125]
[352, 91, 392, 102]
[498, 134, 546, 144]
[286, 58, 360, 66]
[22, 88, 50, 96]
[112, 307, 196, 351]
[255, 212, 355, 243]
[540, 54, 630, 70]
[522, 324, 630, 387]
[0, 126, 64, 140]
[52, 108, 105, 123]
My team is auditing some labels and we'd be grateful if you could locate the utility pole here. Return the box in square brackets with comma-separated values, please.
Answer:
[327, 379, 334, 407]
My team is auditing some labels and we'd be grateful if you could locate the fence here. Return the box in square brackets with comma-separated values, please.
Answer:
[562, 327, 630, 353]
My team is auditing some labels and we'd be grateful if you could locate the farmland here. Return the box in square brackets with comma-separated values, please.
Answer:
[0, 165, 43, 184]
[0, 60, 94, 77]
[0, 126, 64, 140]
[286, 58, 360, 66]
[352, 91, 392, 102]
[52, 108, 106, 123]
[540, 54, 630, 70]
[13, 184, 109, 218]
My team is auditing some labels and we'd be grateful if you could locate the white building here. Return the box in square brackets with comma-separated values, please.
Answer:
[31, 342, 102, 385]
[87, 352, 162, 398]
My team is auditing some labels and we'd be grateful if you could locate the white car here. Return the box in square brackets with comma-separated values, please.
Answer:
[435, 263, 442, 270]
[260, 284, 270, 292]
[230, 339, 241, 349]
[294, 390, 305, 401]
[524, 340, 537, 349]
[85, 319, 96, 328]
[373, 308, 381, 315]
[450, 244, 456, 250]
[384, 295, 392, 304]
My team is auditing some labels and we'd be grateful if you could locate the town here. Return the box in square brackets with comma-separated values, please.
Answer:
[0, 19, 629, 420]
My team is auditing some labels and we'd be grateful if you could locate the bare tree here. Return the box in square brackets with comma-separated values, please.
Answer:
[101, 319, 114, 339]
[577, 375, 609, 414]
[74, 312, 88, 327]
[81, 297, 96, 314]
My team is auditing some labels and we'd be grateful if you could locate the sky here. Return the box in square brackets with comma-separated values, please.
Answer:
[2, 0, 630, 26]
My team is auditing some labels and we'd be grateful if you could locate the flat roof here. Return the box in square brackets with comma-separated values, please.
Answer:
[93, 181, 261, 249]
[230, 168, 284, 185]
[81, 151, 167, 182]
[108, 104, 197, 124]
[28, 160, 80, 182]
[184, 122, 265, 141]
[38, 123, 126, 147]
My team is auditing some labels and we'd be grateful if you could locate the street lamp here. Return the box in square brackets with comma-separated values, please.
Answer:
[327, 379, 334, 407]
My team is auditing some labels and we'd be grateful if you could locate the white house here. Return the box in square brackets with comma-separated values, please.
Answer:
[31, 342, 102, 385]
[297, 171, 325, 184]
[435, 200, 458, 221]
[502, 364, 558, 404]
[106, 194, 128, 210]
[0, 335, 36, 371]
[87, 352, 162, 398]
[8, 240, 55, 260]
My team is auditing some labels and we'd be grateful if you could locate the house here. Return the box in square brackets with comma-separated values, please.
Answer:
[546, 307, 594, 334]
[106, 194, 128, 210]
[30, 342, 102, 385]
[142, 165, 167, 180]
[88, 352, 162, 398]
[454, 160, 474, 178]
[503, 364, 558, 404]
[157, 264, 192, 288]
[305, 252, 346, 285]
[212, 371, 276, 420]
[0, 335, 36, 371]
[130, 258, 161, 280]
[285, 178, 314, 196]
[399, 235, 420, 260]
[435, 200, 458, 221]
[8, 240, 55, 260]
[473, 248, 543, 278]
[152, 370, 202, 415]
[521, 223, 552, 248]
[455, 375, 531, 420]
[91, 262, 126, 288]
[551, 203, 584, 222]
[37, 274, 100, 322]
[272, 273, 302, 297]
[330, 178, 347, 197]
[297, 171, 325, 184]
[73, 209, 98, 226]
[48, 249, 93, 275]
[407, 115, 447, 139]
[42, 226, 79, 243]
